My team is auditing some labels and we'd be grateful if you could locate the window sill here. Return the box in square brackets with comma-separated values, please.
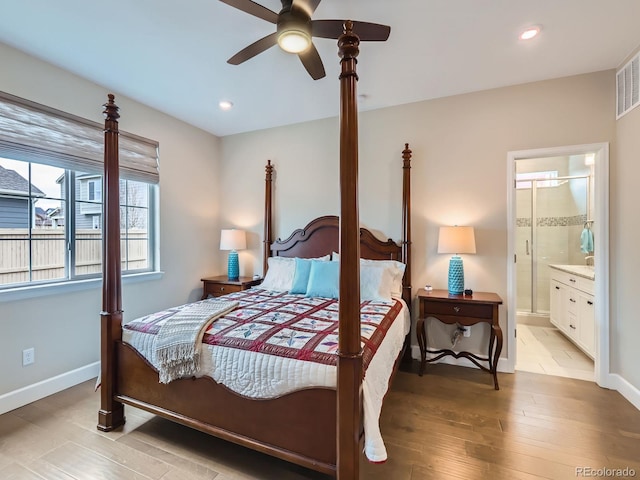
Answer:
[0, 271, 164, 303]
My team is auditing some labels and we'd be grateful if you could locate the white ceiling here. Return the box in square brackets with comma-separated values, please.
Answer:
[2, 0, 640, 137]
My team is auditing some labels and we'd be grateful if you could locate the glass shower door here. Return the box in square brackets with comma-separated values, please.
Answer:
[533, 176, 589, 315]
[533, 179, 556, 315]
[516, 184, 532, 312]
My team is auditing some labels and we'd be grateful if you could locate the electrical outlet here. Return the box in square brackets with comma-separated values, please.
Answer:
[463, 326, 471, 338]
[22, 347, 35, 366]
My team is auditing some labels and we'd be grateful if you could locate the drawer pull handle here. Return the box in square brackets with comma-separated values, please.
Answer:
[453, 306, 461, 313]
[570, 324, 576, 329]
[570, 278, 576, 283]
[569, 298, 576, 303]
[220, 287, 225, 291]
[555, 286, 560, 290]
[587, 300, 593, 305]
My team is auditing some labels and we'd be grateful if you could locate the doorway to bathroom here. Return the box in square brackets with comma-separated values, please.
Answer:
[506, 143, 609, 387]
[515, 156, 593, 380]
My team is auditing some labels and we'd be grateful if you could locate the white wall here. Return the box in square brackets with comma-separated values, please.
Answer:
[613, 76, 640, 390]
[0, 43, 222, 397]
[219, 70, 616, 366]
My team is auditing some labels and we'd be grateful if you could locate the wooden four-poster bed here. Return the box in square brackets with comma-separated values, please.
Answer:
[98, 23, 412, 479]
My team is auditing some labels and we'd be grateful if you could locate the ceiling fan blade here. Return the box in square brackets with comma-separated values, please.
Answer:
[219, 0, 278, 24]
[311, 19, 391, 41]
[227, 32, 278, 65]
[293, 0, 321, 16]
[298, 43, 326, 80]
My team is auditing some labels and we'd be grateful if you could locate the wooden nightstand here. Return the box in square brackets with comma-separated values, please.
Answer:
[416, 288, 503, 389]
[201, 275, 262, 300]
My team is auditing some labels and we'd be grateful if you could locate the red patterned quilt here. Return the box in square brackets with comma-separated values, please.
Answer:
[124, 288, 403, 370]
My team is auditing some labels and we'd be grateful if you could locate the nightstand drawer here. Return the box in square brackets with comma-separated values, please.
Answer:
[422, 300, 493, 319]
[205, 283, 242, 297]
[200, 276, 262, 300]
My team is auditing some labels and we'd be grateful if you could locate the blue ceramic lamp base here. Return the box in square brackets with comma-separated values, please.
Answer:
[227, 250, 239, 281]
[447, 255, 464, 295]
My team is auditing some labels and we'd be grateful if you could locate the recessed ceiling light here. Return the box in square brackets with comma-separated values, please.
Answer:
[520, 26, 540, 41]
[219, 100, 234, 111]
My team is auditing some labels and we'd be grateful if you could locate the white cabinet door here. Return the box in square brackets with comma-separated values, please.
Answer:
[550, 280, 568, 334]
[578, 291, 595, 359]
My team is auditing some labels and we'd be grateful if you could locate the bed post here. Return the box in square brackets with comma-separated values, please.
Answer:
[97, 94, 125, 431]
[337, 21, 361, 480]
[401, 143, 413, 363]
[263, 160, 273, 275]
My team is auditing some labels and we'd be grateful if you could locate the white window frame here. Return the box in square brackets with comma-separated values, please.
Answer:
[0, 159, 159, 294]
[0, 91, 161, 300]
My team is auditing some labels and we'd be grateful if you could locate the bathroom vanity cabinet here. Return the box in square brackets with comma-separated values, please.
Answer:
[549, 265, 595, 359]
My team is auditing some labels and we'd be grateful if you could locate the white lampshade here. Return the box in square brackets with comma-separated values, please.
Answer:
[438, 226, 476, 295]
[220, 229, 246, 251]
[437, 226, 476, 255]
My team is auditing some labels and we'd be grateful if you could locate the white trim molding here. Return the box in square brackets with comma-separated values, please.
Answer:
[0, 271, 164, 303]
[609, 373, 640, 411]
[0, 362, 99, 415]
[506, 143, 610, 388]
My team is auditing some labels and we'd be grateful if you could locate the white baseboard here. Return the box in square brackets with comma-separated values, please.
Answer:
[607, 373, 640, 411]
[410, 346, 640, 412]
[0, 362, 100, 415]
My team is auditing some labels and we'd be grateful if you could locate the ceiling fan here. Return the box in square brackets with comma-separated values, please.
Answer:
[219, 0, 391, 80]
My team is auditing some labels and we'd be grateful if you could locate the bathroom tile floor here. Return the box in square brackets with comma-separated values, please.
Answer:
[516, 324, 594, 381]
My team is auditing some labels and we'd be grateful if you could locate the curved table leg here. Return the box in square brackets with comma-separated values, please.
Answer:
[416, 317, 427, 376]
[491, 323, 503, 390]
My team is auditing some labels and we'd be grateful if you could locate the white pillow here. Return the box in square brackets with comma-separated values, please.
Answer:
[360, 264, 394, 302]
[260, 257, 295, 292]
[332, 252, 405, 299]
[261, 255, 330, 292]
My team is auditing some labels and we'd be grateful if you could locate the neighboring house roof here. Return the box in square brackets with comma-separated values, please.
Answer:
[34, 206, 53, 226]
[0, 165, 45, 196]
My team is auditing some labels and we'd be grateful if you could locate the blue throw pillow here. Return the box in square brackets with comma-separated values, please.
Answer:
[290, 258, 313, 294]
[305, 260, 340, 299]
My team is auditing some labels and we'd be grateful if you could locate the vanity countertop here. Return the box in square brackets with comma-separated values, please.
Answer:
[549, 264, 595, 280]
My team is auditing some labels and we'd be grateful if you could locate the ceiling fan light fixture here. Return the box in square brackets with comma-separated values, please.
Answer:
[277, 29, 311, 53]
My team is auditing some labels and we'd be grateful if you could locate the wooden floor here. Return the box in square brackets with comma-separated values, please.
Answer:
[1, 362, 639, 479]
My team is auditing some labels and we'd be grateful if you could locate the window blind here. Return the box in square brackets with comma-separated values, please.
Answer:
[0, 91, 159, 183]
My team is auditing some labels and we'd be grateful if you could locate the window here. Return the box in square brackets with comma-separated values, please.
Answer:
[516, 170, 560, 189]
[0, 91, 159, 292]
[87, 178, 102, 202]
[0, 157, 155, 287]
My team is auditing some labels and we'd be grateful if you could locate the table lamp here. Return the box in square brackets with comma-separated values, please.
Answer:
[437, 226, 476, 295]
[220, 229, 246, 281]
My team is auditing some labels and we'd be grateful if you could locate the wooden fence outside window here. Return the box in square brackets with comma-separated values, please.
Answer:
[0, 228, 148, 286]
